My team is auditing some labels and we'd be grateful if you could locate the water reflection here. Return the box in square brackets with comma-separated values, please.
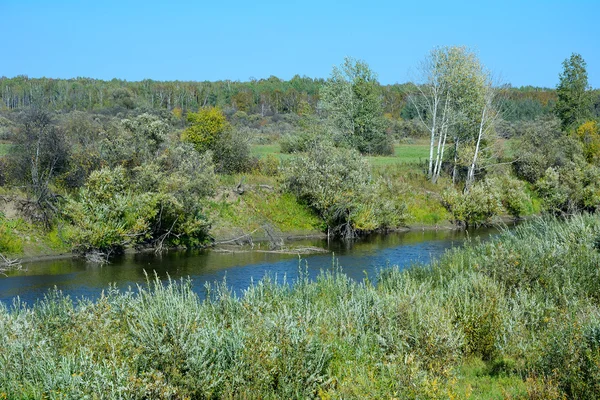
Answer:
[0, 228, 497, 305]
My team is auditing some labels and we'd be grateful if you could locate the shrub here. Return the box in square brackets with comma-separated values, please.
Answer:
[512, 117, 583, 183]
[182, 107, 230, 152]
[255, 153, 280, 176]
[64, 166, 158, 254]
[283, 144, 371, 237]
[573, 120, 600, 164]
[536, 162, 600, 214]
[442, 180, 503, 227]
[533, 310, 600, 399]
[212, 129, 253, 174]
[487, 175, 531, 218]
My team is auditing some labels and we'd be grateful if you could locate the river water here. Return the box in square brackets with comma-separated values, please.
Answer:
[0, 228, 498, 306]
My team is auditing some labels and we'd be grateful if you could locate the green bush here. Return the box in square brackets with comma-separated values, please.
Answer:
[211, 129, 253, 174]
[283, 143, 372, 237]
[181, 107, 230, 152]
[280, 130, 323, 154]
[442, 180, 503, 227]
[65, 148, 216, 255]
[536, 162, 600, 214]
[533, 310, 600, 399]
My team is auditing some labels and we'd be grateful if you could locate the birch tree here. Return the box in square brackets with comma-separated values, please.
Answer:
[412, 46, 492, 184]
[466, 81, 498, 189]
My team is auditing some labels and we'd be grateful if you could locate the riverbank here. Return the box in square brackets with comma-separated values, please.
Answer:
[1, 215, 598, 398]
[1, 165, 536, 263]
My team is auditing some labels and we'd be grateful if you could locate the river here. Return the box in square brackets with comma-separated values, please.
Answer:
[0, 228, 499, 305]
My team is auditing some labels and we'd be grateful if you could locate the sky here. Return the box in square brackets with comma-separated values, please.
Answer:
[1, 0, 599, 88]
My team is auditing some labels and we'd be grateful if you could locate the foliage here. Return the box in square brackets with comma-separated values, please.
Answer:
[6, 109, 69, 226]
[573, 120, 600, 164]
[320, 57, 393, 155]
[65, 146, 216, 255]
[0, 213, 23, 254]
[64, 166, 158, 254]
[182, 107, 230, 152]
[211, 129, 253, 174]
[4, 216, 600, 398]
[283, 144, 407, 236]
[283, 144, 371, 237]
[555, 53, 593, 130]
[512, 116, 581, 183]
[442, 179, 503, 227]
[280, 130, 323, 153]
[536, 162, 600, 215]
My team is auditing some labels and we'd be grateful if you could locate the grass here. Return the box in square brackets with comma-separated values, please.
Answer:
[252, 141, 431, 166]
[0, 142, 12, 156]
[1, 216, 599, 398]
[366, 142, 431, 166]
[207, 174, 323, 239]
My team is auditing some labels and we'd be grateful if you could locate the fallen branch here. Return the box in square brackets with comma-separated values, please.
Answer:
[0, 252, 23, 275]
[213, 229, 259, 246]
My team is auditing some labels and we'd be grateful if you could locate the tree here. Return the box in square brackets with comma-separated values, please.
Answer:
[555, 53, 592, 130]
[320, 57, 392, 155]
[412, 46, 492, 184]
[574, 120, 600, 163]
[181, 107, 230, 152]
[9, 109, 69, 226]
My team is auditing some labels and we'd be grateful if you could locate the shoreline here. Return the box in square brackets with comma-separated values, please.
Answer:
[9, 221, 493, 265]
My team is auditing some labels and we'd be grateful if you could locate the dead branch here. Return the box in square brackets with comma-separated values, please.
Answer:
[0, 253, 23, 275]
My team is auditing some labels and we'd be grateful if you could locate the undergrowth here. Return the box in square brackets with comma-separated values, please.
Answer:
[2, 215, 600, 398]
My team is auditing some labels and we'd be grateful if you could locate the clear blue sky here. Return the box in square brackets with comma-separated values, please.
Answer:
[2, 0, 599, 88]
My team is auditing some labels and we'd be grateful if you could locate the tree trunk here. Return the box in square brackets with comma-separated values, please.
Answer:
[467, 104, 487, 188]
[452, 138, 459, 184]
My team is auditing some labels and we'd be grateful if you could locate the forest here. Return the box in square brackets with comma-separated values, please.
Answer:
[1, 46, 600, 398]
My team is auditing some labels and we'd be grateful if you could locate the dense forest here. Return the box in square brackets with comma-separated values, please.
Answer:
[3, 73, 597, 121]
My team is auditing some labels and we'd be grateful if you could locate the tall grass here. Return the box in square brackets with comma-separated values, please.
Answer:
[1, 215, 600, 398]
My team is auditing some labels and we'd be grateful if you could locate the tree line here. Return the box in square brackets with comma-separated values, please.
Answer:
[2, 73, 596, 122]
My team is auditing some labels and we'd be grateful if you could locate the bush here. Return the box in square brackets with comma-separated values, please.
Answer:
[442, 180, 503, 227]
[212, 129, 253, 174]
[536, 162, 600, 214]
[255, 153, 280, 176]
[283, 144, 371, 237]
[182, 107, 230, 152]
[487, 175, 531, 218]
[65, 148, 216, 255]
[280, 131, 320, 153]
[533, 310, 600, 399]
[512, 117, 583, 183]
[574, 120, 600, 164]
[64, 166, 158, 255]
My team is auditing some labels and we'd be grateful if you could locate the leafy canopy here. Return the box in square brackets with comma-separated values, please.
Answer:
[182, 107, 230, 152]
[555, 53, 592, 130]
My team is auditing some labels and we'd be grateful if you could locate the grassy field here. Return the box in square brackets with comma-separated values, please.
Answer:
[252, 141, 431, 166]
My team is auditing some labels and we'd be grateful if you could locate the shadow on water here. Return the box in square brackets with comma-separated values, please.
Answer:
[0, 227, 501, 305]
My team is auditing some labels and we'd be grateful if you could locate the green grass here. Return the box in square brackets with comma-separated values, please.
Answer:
[456, 358, 527, 399]
[0, 142, 12, 156]
[367, 142, 430, 166]
[252, 142, 430, 166]
[207, 174, 323, 239]
[251, 144, 294, 161]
